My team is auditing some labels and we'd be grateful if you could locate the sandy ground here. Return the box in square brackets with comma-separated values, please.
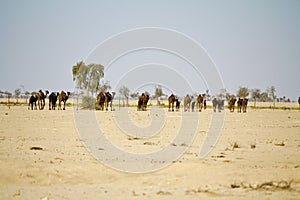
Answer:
[0, 103, 299, 199]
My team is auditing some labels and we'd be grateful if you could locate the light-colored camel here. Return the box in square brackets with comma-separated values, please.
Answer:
[35, 90, 49, 110]
[183, 94, 192, 112]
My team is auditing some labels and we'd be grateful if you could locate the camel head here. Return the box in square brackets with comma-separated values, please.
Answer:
[67, 92, 71, 97]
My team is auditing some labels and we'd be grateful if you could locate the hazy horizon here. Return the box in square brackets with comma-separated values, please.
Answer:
[1, 1, 300, 100]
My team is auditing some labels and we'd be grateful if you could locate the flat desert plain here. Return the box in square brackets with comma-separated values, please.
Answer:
[0, 103, 299, 199]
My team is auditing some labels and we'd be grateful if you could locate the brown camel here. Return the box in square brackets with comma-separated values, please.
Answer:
[137, 93, 150, 111]
[168, 94, 176, 112]
[237, 98, 248, 113]
[184, 94, 192, 112]
[242, 98, 248, 113]
[58, 91, 70, 110]
[175, 99, 180, 111]
[212, 98, 224, 112]
[35, 90, 49, 110]
[298, 96, 300, 107]
[237, 98, 242, 113]
[228, 97, 237, 112]
[28, 95, 38, 110]
[197, 94, 204, 112]
[104, 92, 115, 111]
[49, 92, 59, 110]
[96, 91, 106, 110]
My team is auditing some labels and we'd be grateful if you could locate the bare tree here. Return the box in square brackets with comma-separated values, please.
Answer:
[119, 85, 130, 106]
[267, 86, 276, 108]
[14, 88, 21, 103]
[24, 91, 30, 103]
[154, 85, 164, 105]
[251, 88, 261, 107]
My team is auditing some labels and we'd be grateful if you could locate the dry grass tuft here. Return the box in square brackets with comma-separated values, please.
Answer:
[275, 141, 285, 146]
[231, 180, 292, 191]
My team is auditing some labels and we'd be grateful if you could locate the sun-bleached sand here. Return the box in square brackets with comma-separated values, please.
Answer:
[0, 102, 299, 199]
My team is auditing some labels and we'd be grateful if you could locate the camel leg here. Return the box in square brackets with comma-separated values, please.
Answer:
[63, 101, 66, 110]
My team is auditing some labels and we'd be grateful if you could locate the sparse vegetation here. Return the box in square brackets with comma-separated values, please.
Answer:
[226, 141, 239, 151]
[231, 180, 292, 191]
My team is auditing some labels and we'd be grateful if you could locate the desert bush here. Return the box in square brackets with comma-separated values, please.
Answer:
[81, 96, 96, 109]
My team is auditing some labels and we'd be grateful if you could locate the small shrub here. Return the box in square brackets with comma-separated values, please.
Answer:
[81, 96, 96, 109]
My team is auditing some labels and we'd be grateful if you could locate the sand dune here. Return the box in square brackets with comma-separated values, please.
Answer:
[0, 104, 299, 199]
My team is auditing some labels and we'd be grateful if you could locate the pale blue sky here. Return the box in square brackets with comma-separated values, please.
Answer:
[1, 0, 299, 100]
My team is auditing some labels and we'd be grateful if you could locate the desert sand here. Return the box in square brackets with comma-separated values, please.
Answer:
[0, 101, 299, 199]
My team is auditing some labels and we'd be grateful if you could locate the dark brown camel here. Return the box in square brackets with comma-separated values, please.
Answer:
[137, 93, 150, 111]
[237, 98, 243, 113]
[298, 96, 300, 107]
[104, 92, 115, 111]
[242, 98, 248, 113]
[58, 91, 70, 110]
[175, 99, 180, 111]
[49, 92, 59, 110]
[228, 97, 237, 112]
[35, 90, 49, 110]
[28, 95, 38, 110]
[168, 94, 176, 112]
[237, 98, 248, 113]
[96, 91, 106, 110]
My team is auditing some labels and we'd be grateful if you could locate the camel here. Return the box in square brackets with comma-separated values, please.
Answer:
[49, 92, 59, 110]
[228, 97, 237, 112]
[58, 91, 70, 110]
[183, 95, 192, 112]
[35, 90, 49, 110]
[168, 94, 176, 112]
[137, 93, 149, 111]
[104, 92, 115, 111]
[175, 99, 180, 111]
[242, 98, 248, 113]
[237, 98, 248, 113]
[237, 98, 243, 112]
[28, 95, 38, 110]
[197, 94, 204, 112]
[298, 96, 300, 107]
[212, 98, 224, 112]
[96, 91, 106, 110]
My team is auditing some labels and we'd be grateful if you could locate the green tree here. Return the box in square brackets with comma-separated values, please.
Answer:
[130, 92, 139, 99]
[98, 80, 111, 93]
[237, 86, 249, 98]
[260, 92, 269, 102]
[119, 85, 130, 106]
[14, 88, 21, 103]
[72, 61, 104, 96]
[251, 88, 261, 107]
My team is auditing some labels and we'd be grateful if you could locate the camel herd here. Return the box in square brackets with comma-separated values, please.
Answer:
[96, 91, 116, 111]
[28, 90, 70, 110]
[94, 91, 250, 113]
[28, 90, 298, 112]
